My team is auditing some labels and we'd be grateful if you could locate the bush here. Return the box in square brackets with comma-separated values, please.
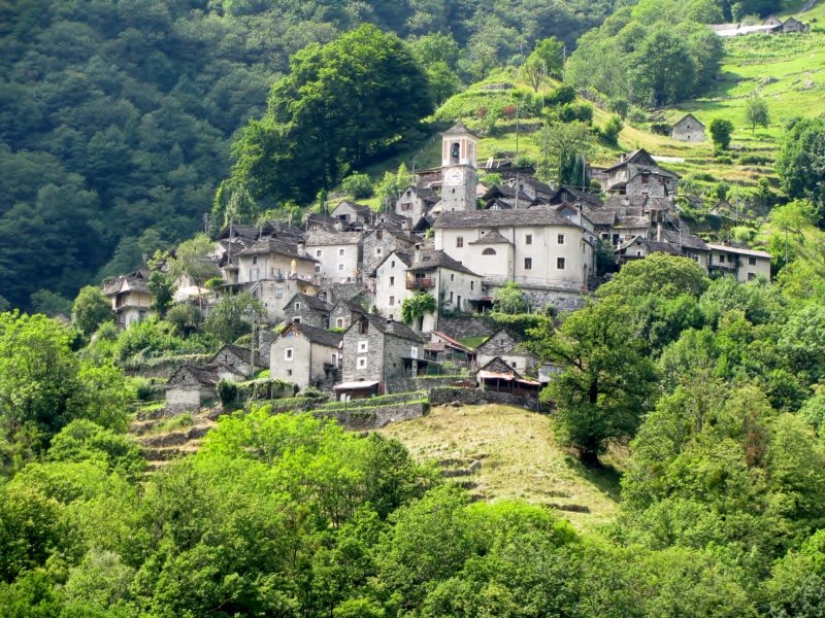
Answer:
[133, 377, 155, 402]
[601, 115, 623, 145]
[650, 122, 671, 136]
[607, 97, 629, 119]
[342, 173, 374, 199]
[559, 103, 592, 124]
[545, 84, 576, 106]
[739, 154, 771, 165]
[217, 379, 238, 406]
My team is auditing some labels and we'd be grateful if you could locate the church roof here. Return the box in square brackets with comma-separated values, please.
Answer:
[442, 119, 479, 138]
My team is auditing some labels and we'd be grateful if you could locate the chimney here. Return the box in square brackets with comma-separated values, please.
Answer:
[385, 318, 394, 334]
[297, 242, 305, 255]
[414, 243, 423, 264]
[402, 217, 411, 232]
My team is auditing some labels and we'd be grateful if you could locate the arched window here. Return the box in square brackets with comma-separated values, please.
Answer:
[482, 248, 497, 256]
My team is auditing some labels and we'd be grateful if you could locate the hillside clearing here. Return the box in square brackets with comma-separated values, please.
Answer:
[378, 403, 623, 529]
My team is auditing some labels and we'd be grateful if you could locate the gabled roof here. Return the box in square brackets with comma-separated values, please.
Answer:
[618, 237, 681, 256]
[332, 297, 367, 315]
[284, 292, 332, 313]
[549, 185, 603, 208]
[407, 250, 480, 277]
[330, 200, 376, 218]
[672, 113, 705, 129]
[476, 328, 522, 355]
[477, 356, 522, 379]
[348, 314, 423, 343]
[469, 230, 512, 245]
[102, 270, 151, 296]
[430, 330, 475, 354]
[238, 239, 317, 261]
[210, 344, 259, 367]
[602, 148, 658, 173]
[366, 225, 418, 245]
[662, 229, 709, 251]
[372, 250, 414, 276]
[216, 223, 260, 241]
[442, 119, 479, 138]
[281, 322, 342, 349]
[305, 230, 362, 246]
[434, 207, 584, 230]
[706, 243, 772, 259]
[513, 176, 555, 195]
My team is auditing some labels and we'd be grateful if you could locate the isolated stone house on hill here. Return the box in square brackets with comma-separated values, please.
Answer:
[102, 269, 153, 329]
[165, 363, 244, 413]
[209, 344, 262, 378]
[475, 329, 538, 376]
[671, 114, 705, 142]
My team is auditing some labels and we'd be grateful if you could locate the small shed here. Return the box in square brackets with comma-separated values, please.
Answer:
[670, 114, 705, 142]
[476, 357, 542, 397]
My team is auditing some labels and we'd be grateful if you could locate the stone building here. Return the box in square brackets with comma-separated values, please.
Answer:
[102, 269, 153, 329]
[270, 322, 341, 390]
[602, 149, 679, 197]
[305, 230, 362, 284]
[362, 224, 419, 276]
[329, 297, 367, 331]
[336, 314, 423, 399]
[282, 292, 332, 329]
[475, 329, 538, 376]
[671, 113, 705, 142]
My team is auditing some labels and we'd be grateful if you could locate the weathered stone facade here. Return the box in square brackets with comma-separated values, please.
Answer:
[340, 315, 422, 384]
[476, 329, 538, 374]
[670, 114, 705, 143]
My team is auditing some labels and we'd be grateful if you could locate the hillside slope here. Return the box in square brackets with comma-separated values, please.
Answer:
[379, 404, 622, 529]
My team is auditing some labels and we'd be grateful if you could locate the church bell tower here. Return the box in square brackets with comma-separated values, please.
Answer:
[441, 121, 478, 212]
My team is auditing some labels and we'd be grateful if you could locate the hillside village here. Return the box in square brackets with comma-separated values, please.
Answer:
[104, 121, 772, 414]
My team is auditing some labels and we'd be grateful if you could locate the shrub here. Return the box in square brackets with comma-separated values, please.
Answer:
[607, 97, 629, 119]
[342, 173, 374, 199]
[650, 122, 671, 136]
[545, 84, 576, 106]
[217, 379, 238, 406]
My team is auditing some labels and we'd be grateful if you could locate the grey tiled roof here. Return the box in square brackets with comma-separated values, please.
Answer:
[286, 323, 342, 348]
[305, 230, 362, 246]
[662, 229, 709, 251]
[469, 230, 512, 245]
[434, 207, 582, 230]
[408, 250, 480, 276]
[359, 313, 423, 342]
[285, 293, 332, 312]
[238, 239, 317, 261]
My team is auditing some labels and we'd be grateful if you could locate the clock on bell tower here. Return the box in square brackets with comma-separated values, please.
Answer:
[440, 120, 478, 212]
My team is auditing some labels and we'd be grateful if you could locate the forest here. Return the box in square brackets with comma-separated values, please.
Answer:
[5, 246, 825, 615]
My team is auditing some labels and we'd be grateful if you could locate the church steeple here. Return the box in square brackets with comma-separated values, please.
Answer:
[440, 121, 478, 212]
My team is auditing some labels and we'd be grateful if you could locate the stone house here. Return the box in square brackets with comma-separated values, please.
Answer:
[617, 237, 681, 262]
[548, 185, 603, 209]
[475, 329, 538, 376]
[270, 322, 342, 390]
[208, 344, 262, 378]
[706, 243, 772, 281]
[424, 330, 476, 369]
[433, 207, 596, 298]
[336, 314, 423, 399]
[225, 238, 320, 323]
[329, 297, 367, 331]
[329, 201, 377, 229]
[371, 250, 414, 323]
[671, 114, 705, 142]
[283, 292, 332, 328]
[781, 17, 809, 33]
[362, 224, 419, 276]
[662, 228, 710, 269]
[406, 249, 483, 331]
[395, 185, 439, 226]
[480, 185, 536, 209]
[507, 176, 555, 202]
[165, 364, 244, 413]
[602, 149, 679, 197]
[305, 230, 363, 284]
[102, 269, 153, 329]
[476, 356, 542, 397]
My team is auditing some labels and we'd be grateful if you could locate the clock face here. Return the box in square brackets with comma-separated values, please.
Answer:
[445, 168, 463, 186]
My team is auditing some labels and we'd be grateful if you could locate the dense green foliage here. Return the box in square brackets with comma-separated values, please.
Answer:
[777, 116, 825, 220]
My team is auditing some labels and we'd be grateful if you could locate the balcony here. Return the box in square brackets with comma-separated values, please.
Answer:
[406, 277, 435, 290]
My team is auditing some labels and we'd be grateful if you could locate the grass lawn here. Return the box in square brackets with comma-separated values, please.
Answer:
[378, 403, 624, 529]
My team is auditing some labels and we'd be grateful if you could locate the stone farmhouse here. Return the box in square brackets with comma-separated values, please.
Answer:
[601, 149, 680, 197]
[282, 292, 332, 329]
[671, 114, 705, 142]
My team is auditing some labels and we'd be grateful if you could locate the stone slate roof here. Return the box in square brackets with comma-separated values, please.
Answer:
[581, 207, 615, 226]
[602, 148, 659, 173]
[358, 313, 423, 342]
[477, 329, 522, 356]
[372, 250, 414, 276]
[238, 238, 317, 261]
[305, 230, 362, 246]
[442, 119, 479, 138]
[407, 250, 480, 277]
[469, 230, 512, 245]
[212, 344, 257, 366]
[672, 113, 704, 129]
[434, 207, 582, 230]
[368, 225, 419, 245]
[550, 185, 604, 208]
[514, 176, 554, 195]
[285, 292, 332, 313]
[482, 185, 534, 205]
[613, 216, 652, 230]
[477, 356, 522, 378]
[284, 322, 342, 349]
[216, 224, 260, 240]
[333, 297, 367, 315]
[331, 201, 376, 219]
[662, 229, 709, 251]
[102, 270, 151, 296]
[619, 237, 681, 256]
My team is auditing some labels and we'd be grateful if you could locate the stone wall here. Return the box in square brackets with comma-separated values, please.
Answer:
[435, 315, 496, 340]
[386, 375, 477, 394]
[430, 387, 548, 411]
[315, 401, 429, 430]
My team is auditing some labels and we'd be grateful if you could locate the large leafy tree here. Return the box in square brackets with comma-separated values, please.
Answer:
[233, 24, 433, 204]
[529, 297, 659, 465]
[777, 116, 825, 219]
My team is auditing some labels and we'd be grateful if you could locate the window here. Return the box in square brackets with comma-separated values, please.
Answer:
[376, 230, 383, 240]
[358, 341, 369, 353]
[636, 250, 642, 257]
[719, 254, 726, 263]
[293, 317, 301, 323]
[338, 248, 345, 256]
[557, 257, 566, 270]
[526, 234, 533, 245]
[748, 257, 757, 266]
[315, 264, 321, 273]
[376, 248, 382, 256]
[457, 295, 461, 307]
[391, 260, 395, 268]
[357, 357, 368, 369]
[449, 292, 454, 303]
[295, 302, 301, 311]
[524, 258, 533, 270]
[284, 348, 293, 361]
[338, 263, 345, 271]
[331, 353, 338, 364]
[315, 249, 322, 257]
[401, 202, 411, 211]
[482, 248, 496, 256]
[557, 234, 565, 245]
[359, 318, 369, 334]
[410, 347, 419, 359]
[456, 236, 464, 248]
[389, 276, 395, 286]
[252, 256, 257, 264]
[470, 281, 474, 290]
[450, 273, 455, 282]
[286, 369, 292, 376]
[748, 272, 757, 281]
[389, 295, 395, 306]
[336, 317, 344, 328]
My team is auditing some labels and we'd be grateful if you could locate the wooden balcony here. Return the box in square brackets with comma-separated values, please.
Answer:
[406, 277, 435, 290]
